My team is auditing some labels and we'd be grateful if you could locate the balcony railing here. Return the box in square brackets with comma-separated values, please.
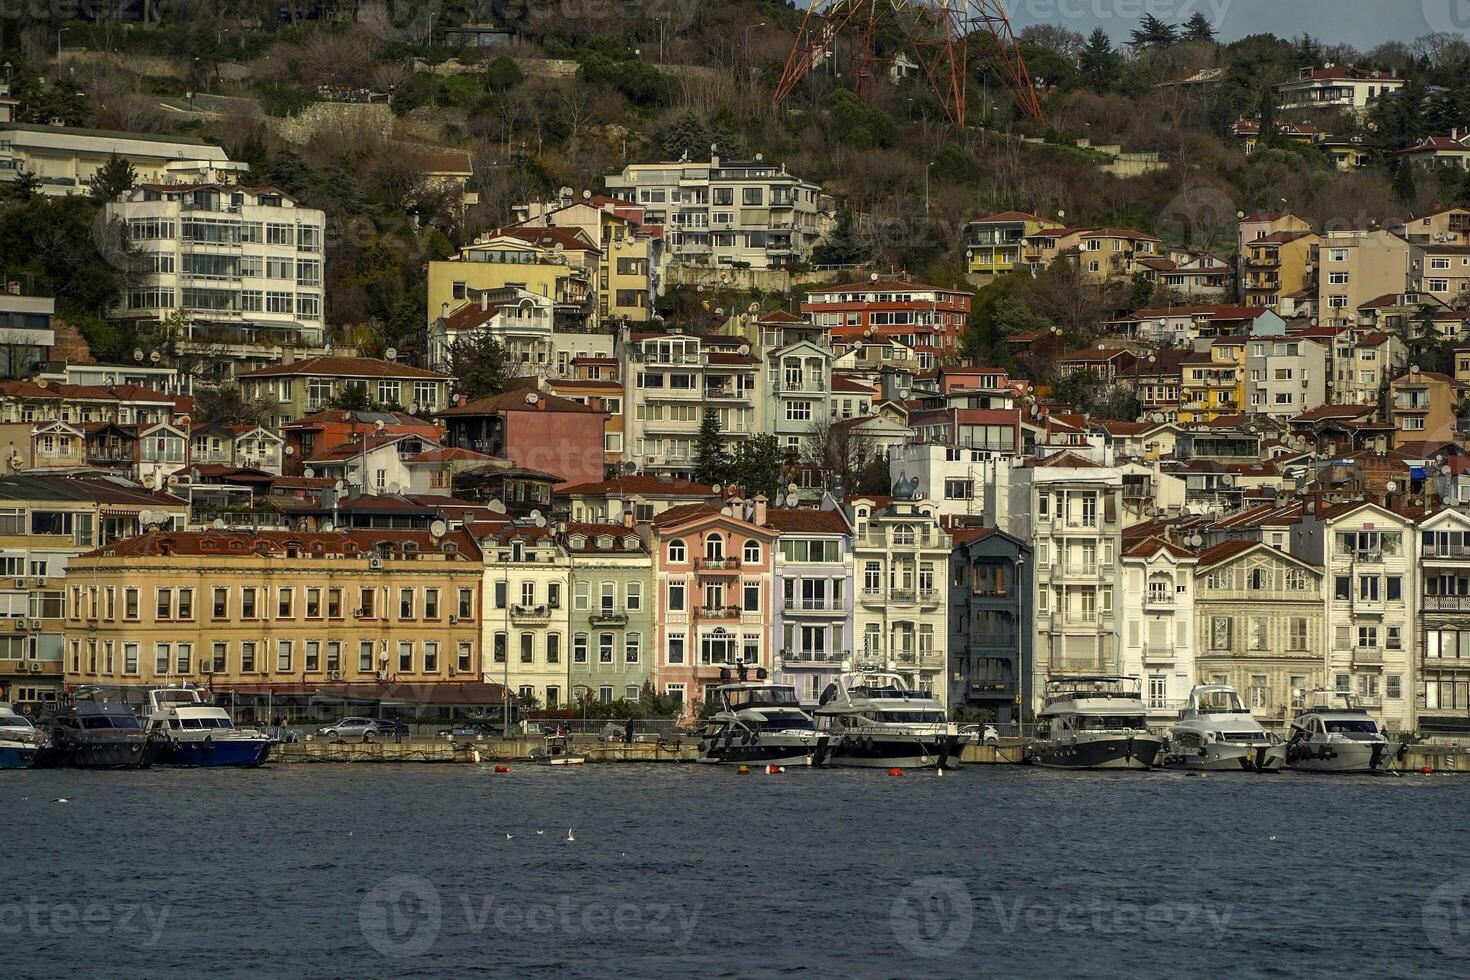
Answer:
[783, 598, 843, 612]
[695, 557, 741, 571]
[1353, 646, 1384, 665]
[969, 633, 1017, 649]
[589, 609, 628, 626]
[1423, 547, 1470, 561]
[1352, 551, 1384, 564]
[697, 605, 742, 619]
[780, 648, 846, 665]
[510, 603, 551, 621]
[967, 681, 1016, 697]
[1424, 595, 1470, 612]
[1145, 591, 1174, 606]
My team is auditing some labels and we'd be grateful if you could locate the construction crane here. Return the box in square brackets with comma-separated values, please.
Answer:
[772, 0, 1043, 127]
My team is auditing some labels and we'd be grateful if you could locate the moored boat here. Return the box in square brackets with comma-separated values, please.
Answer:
[696, 666, 829, 765]
[1283, 691, 1404, 773]
[34, 688, 155, 769]
[1162, 685, 1285, 772]
[530, 732, 585, 765]
[815, 670, 961, 769]
[0, 704, 45, 769]
[1027, 675, 1163, 770]
[144, 687, 272, 768]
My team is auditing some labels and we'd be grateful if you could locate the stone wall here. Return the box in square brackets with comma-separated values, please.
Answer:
[270, 101, 394, 145]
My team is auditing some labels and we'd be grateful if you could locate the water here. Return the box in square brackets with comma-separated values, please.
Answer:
[8, 764, 1469, 979]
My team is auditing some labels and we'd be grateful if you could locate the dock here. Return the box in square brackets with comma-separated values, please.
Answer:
[268, 736, 701, 764]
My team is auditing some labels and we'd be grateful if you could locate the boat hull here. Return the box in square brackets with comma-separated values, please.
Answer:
[696, 732, 828, 766]
[0, 743, 38, 769]
[1029, 733, 1163, 770]
[1285, 739, 1400, 773]
[827, 733, 962, 769]
[154, 737, 271, 768]
[35, 736, 155, 769]
[1163, 742, 1286, 771]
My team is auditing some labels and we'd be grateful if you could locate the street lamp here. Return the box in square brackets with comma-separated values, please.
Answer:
[924, 162, 935, 212]
[744, 22, 766, 59]
[56, 28, 68, 62]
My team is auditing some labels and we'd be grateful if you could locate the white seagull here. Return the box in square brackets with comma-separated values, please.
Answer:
[505, 832, 514, 840]
[566, 828, 576, 842]
[535, 830, 545, 836]
[53, 798, 70, 804]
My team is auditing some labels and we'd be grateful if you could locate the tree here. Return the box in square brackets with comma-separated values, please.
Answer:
[1392, 159, 1418, 204]
[655, 113, 712, 161]
[195, 382, 274, 427]
[485, 57, 523, 92]
[90, 154, 138, 204]
[693, 407, 727, 486]
[1181, 13, 1217, 43]
[447, 331, 509, 402]
[725, 434, 791, 501]
[1129, 15, 1178, 49]
[1078, 29, 1120, 93]
[1, 169, 41, 204]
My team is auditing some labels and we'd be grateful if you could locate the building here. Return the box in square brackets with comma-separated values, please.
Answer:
[1020, 227, 1162, 283]
[1291, 502, 1417, 731]
[1178, 339, 1246, 424]
[764, 339, 832, 456]
[963, 211, 1063, 278]
[767, 507, 854, 704]
[603, 156, 823, 270]
[801, 277, 972, 354]
[1274, 66, 1405, 116]
[1193, 539, 1325, 730]
[546, 356, 626, 469]
[1137, 252, 1233, 300]
[559, 476, 723, 525]
[509, 196, 658, 323]
[105, 182, 328, 382]
[948, 526, 1031, 723]
[847, 495, 950, 704]
[1418, 507, 1470, 734]
[1387, 369, 1465, 448]
[1316, 229, 1415, 328]
[428, 288, 556, 374]
[0, 290, 57, 379]
[480, 523, 570, 709]
[238, 356, 452, 429]
[564, 522, 653, 707]
[426, 228, 599, 331]
[1414, 242, 1470, 305]
[280, 410, 441, 475]
[1118, 537, 1198, 723]
[0, 121, 244, 197]
[647, 498, 778, 716]
[1242, 231, 1319, 310]
[440, 389, 607, 489]
[1323, 327, 1404, 406]
[1245, 334, 1328, 420]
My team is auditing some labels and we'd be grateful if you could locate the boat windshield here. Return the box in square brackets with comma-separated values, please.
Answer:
[82, 715, 141, 730]
[177, 717, 235, 729]
[1077, 715, 1145, 730]
[756, 710, 815, 731]
[1325, 719, 1379, 734]
[1194, 690, 1247, 713]
[877, 709, 946, 723]
[850, 685, 915, 700]
[726, 687, 799, 710]
[0, 716, 32, 728]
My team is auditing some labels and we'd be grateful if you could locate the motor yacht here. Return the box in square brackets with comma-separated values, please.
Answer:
[0, 704, 45, 768]
[1162, 685, 1285, 771]
[34, 688, 155, 769]
[815, 670, 961, 769]
[1027, 675, 1162, 770]
[144, 687, 272, 767]
[696, 666, 829, 765]
[1283, 691, 1404, 773]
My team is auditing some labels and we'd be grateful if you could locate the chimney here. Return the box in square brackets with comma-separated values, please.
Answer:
[622, 507, 634, 529]
[754, 493, 768, 526]
[441, 302, 450, 318]
[480, 292, 488, 312]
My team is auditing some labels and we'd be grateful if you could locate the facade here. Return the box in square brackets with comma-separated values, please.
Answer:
[1414, 243, 1470, 304]
[963, 211, 1063, 278]
[1387, 370, 1464, 447]
[64, 529, 484, 695]
[1418, 508, 1470, 734]
[603, 156, 823, 270]
[1242, 231, 1318, 310]
[482, 525, 570, 709]
[1118, 538, 1198, 724]
[565, 523, 653, 706]
[440, 390, 608, 489]
[802, 277, 973, 353]
[427, 229, 599, 330]
[847, 496, 950, 704]
[768, 507, 854, 705]
[1274, 66, 1404, 116]
[1020, 227, 1162, 283]
[509, 199, 657, 322]
[1178, 339, 1246, 424]
[0, 122, 244, 197]
[1316, 229, 1415, 328]
[648, 500, 778, 717]
[239, 356, 453, 430]
[948, 527, 1031, 723]
[764, 340, 832, 456]
[105, 182, 327, 382]
[1245, 334, 1328, 420]
[0, 291, 56, 379]
[1193, 540, 1325, 729]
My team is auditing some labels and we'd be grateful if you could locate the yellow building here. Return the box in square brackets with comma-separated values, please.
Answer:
[508, 200, 655, 323]
[427, 228, 599, 330]
[1178, 338, 1246, 423]
[1021, 227, 1162, 283]
[963, 211, 1063, 277]
[64, 529, 486, 700]
[1243, 231, 1318, 309]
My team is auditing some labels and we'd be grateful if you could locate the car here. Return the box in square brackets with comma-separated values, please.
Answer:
[317, 717, 402, 743]
[437, 721, 505, 740]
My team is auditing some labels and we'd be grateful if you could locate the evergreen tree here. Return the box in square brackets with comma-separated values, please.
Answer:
[90, 153, 137, 204]
[693, 407, 727, 485]
[724, 434, 789, 501]
[1129, 15, 1178, 49]
[447, 331, 508, 402]
[655, 113, 711, 161]
[1392, 159, 1418, 204]
[1181, 13, 1217, 43]
[1079, 29, 1120, 92]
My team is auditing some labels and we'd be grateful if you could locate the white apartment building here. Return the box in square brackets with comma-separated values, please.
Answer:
[889, 443, 1011, 521]
[1245, 334, 1328, 419]
[1291, 502, 1417, 731]
[106, 182, 328, 383]
[1329, 328, 1405, 406]
[603, 156, 822, 270]
[426, 287, 614, 378]
[1118, 538, 1198, 724]
[1274, 66, 1404, 116]
[484, 526, 572, 710]
[846, 496, 950, 705]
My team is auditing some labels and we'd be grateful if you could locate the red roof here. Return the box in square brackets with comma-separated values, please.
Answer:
[240, 357, 450, 381]
[763, 509, 850, 534]
[968, 210, 1046, 224]
[559, 476, 720, 497]
[438, 391, 603, 416]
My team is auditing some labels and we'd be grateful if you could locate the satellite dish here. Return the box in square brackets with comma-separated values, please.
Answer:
[737, 344, 750, 356]
[133, 348, 145, 363]
[721, 505, 735, 517]
[533, 513, 547, 528]
[529, 509, 543, 523]
[320, 520, 334, 533]
[748, 302, 760, 313]
[334, 480, 346, 492]
[430, 519, 448, 538]
[284, 445, 295, 456]
[211, 518, 226, 530]
[487, 499, 507, 514]
[374, 420, 385, 432]
[387, 481, 401, 494]
[138, 510, 152, 525]
[786, 493, 801, 507]
[149, 350, 161, 363]
[711, 483, 722, 494]
[755, 153, 764, 162]
[787, 482, 799, 496]
[526, 392, 540, 405]
[384, 348, 398, 362]
[304, 467, 316, 479]
[1385, 481, 1397, 493]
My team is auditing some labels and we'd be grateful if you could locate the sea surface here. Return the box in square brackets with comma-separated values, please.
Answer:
[7, 763, 1469, 979]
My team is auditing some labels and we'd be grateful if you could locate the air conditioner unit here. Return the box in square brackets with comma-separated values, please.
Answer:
[375, 669, 387, 680]
[368, 557, 383, 570]
[200, 663, 213, 673]
[353, 608, 365, 617]
[12, 578, 23, 589]
[448, 666, 457, 676]
[28, 662, 41, 673]
[32, 578, 45, 587]
[448, 614, 459, 624]
[10, 619, 23, 632]
[28, 620, 41, 631]
[328, 669, 342, 680]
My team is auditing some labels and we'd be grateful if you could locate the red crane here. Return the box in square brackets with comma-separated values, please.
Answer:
[772, 0, 1044, 127]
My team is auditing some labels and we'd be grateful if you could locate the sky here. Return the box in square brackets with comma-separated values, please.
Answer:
[1001, 0, 1467, 51]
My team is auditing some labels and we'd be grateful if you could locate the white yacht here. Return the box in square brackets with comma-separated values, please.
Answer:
[1028, 675, 1162, 770]
[1162, 685, 1285, 772]
[696, 667, 829, 765]
[815, 671, 962, 769]
[0, 705, 45, 769]
[1283, 691, 1403, 773]
[144, 687, 272, 768]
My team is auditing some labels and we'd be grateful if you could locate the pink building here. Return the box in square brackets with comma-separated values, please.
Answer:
[649, 496, 778, 716]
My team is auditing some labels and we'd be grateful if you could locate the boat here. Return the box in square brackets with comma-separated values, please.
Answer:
[696, 666, 829, 765]
[34, 688, 156, 769]
[815, 670, 962, 769]
[1027, 675, 1163, 770]
[1161, 685, 1285, 772]
[530, 732, 585, 765]
[1283, 691, 1404, 773]
[0, 704, 45, 769]
[143, 687, 272, 768]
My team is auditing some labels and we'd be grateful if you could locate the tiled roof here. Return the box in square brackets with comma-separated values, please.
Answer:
[239, 357, 450, 380]
[83, 528, 482, 561]
[763, 509, 850, 534]
[559, 476, 719, 497]
[437, 391, 603, 416]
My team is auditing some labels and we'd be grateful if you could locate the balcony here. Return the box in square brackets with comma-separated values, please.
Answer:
[783, 598, 843, 614]
[1353, 646, 1385, 666]
[695, 557, 741, 572]
[1142, 645, 1175, 665]
[1424, 595, 1470, 612]
[509, 603, 551, 623]
[918, 588, 941, 607]
[967, 681, 1016, 698]
[968, 633, 1017, 650]
[1351, 551, 1384, 564]
[780, 648, 846, 665]
[1145, 591, 1174, 608]
[888, 588, 917, 604]
[703, 387, 748, 401]
[1423, 547, 1470, 562]
[589, 609, 628, 626]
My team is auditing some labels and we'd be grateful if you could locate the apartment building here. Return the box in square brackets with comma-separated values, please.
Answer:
[963, 210, 1063, 278]
[948, 526, 1031, 724]
[1119, 537, 1198, 724]
[603, 156, 822, 270]
[1418, 508, 1470, 734]
[648, 499, 778, 716]
[1178, 339, 1246, 424]
[564, 522, 653, 707]
[1193, 539, 1325, 730]
[1245, 334, 1328, 419]
[1274, 66, 1404, 116]
[239, 356, 452, 429]
[426, 229, 599, 330]
[1292, 502, 1417, 731]
[1414, 242, 1470, 304]
[765, 340, 832, 456]
[1316, 229, 1415, 328]
[1242, 231, 1319, 309]
[1020, 227, 1162, 283]
[440, 390, 608, 489]
[1387, 369, 1465, 447]
[1324, 327, 1404, 405]
[801, 277, 972, 353]
[105, 182, 327, 382]
[847, 495, 951, 704]
[482, 524, 571, 709]
[768, 508, 853, 704]
[0, 290, 56, 378]
[64, 529, 483, 697]
[547, 356, 626, 469]
[509, 197, 657, 322]
[0, 119, 244, 197]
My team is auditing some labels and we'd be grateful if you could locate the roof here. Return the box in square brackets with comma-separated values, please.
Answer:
[763, 509, 850, 535]
[438, 391, 603, 416]
[489, 225, 601, 254]
[559, 476, 719, 497]
[1288, 66, 1402, 82]
[651, 502, 720, 528]
[1021, 451, 1099, 469]
[1291, 404, 1376, 423]
[805, 276, 955, 294]
[239, 357, 450, 381]
[0, 476, 187, 506]
[83, 528, 482, 561]
[1122, 535, 1195, 560]
[561, 522, 647, 553]
[968, 210, 1046, 224]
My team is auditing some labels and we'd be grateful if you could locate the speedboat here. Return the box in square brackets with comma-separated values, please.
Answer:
[815, 670, 962, 769]
[34, 688, 155, 769]
[696, 666, 829, 765]
[530, 732, 585, 765]
[1162, 685, 1285, 772]
[1027, 675, 1163, 770]
[144, 687, 271, 767]
[1283, 691, 1404, 773]
[0, 704, 45, 768]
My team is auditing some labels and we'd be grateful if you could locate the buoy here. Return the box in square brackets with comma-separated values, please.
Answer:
[494, 764, 511, 773]
[1421, 765, 1434, 774]
[471, 750, 481, 763]
[888, 768, 903, 776]
[737, 764, 749, 774]
[766, 764, 783, 774]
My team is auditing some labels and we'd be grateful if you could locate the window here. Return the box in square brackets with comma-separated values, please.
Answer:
[1386, 674, 1402, 700]
[399, 641, 414, 673]
[400, 588, 415, 619]
[242, 588, 260, 619]
[668, 632, 686, 664]
[423, 642, 438, 673]
[743, 541, 761, 564]
[743, 581, 760, 612]
[668, 580, 686, 611]
[276, 639, 292, 672]
[154, 643, 170, 675]
[458, 588, 475, 619]
[424, 589, 439, 619]
[599, 633, 614, 664]
[457, 642, 473, 673]
[546, 633, 560, 664]
[306, 588, 322, 618]
[626, 582, 642, 611]
[278, 587, 293, 618]
[520, 633, 534, 664]
[326, 641, 341, 672]
[493, 632, 507, 664]
[1334, 576, 1350, 601]
[573, 633, 588, 664]
[357, 642, 372, 672]
[667, 539, 686, 563]
[305, 641, 320, 672]
[156, 588, 172, 621]
[124, 588, 139, 620]
[1289, 618, 1308, 651]
[625, 633, 640, 664]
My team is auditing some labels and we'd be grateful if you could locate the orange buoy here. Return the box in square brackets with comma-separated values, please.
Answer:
[494, 764, 511, 773]
[766, 764, 784, 774]
[888, 768, 903, 776]
[737, 765, 750, 774]
[1421, 765, 1434, 774]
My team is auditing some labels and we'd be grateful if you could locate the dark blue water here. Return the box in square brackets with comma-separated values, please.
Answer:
[7, 764, 1469, 979]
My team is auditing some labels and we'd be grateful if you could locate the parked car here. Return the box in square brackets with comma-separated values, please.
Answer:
[437, 721, 505, 740]
[318, 717, 404, 743]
